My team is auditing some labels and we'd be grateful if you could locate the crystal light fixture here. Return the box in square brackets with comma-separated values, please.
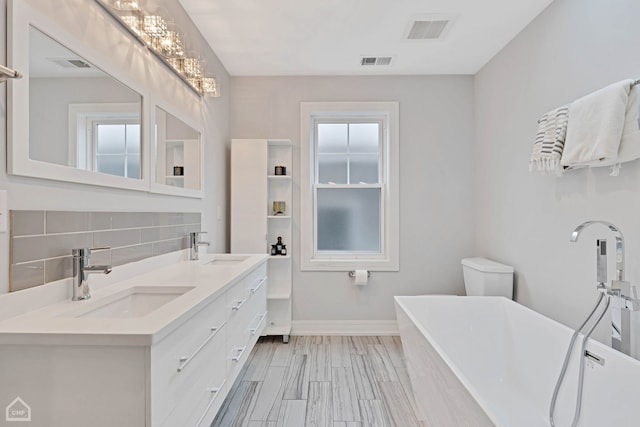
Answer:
[200, 77, 220, 97]
[182, 57, 203, 79]
[95, 0, 220, 97]
[111, 0, 139, 11]
[143, 15, 168, 39]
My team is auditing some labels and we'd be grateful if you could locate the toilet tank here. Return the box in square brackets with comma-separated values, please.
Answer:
[461, 257, 514, 299]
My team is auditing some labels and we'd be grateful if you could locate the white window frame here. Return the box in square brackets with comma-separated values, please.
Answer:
[300, 101, 399, 271]
[68, 102, 140, 171]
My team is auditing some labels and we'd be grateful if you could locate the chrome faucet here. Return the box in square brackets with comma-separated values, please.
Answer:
[570, 221, 637, 355]
[189, 231, 210, 261]
[72, 248, 112, 301]
[570, 220, 624, 281]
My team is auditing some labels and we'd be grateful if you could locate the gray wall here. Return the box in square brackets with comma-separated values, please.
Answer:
[474, 0, 640, 348]
[231, 76, 476, 322]
[0, 0, 231, 294]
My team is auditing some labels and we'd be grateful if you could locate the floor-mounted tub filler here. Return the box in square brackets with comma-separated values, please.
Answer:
[394, 295, 640, 427]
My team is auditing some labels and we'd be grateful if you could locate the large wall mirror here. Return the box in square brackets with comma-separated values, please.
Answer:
[29, 27, 143, 179]
[8, 0, 149, 191]
[152, 105, 203, 198]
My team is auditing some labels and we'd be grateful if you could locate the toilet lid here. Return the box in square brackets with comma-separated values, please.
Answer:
[461, 257, 514, 273]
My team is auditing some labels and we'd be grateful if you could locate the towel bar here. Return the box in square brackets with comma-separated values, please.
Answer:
[0, 64, 22, 82]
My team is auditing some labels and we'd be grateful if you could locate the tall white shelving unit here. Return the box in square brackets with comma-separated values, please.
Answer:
[231, 139, 292, 342]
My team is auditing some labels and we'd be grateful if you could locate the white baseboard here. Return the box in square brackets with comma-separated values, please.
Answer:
[291, 320, 398, 336]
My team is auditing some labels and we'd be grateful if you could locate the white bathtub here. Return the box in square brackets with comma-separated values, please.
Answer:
[394, 295, 640, 427]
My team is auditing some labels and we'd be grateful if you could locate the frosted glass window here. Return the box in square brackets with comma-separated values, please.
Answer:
[127, 154, 141, 179]
[95, 123, 140, 178]
[316, 121, 381, 185]
[126, 125, 141, 153]
[317, 188, 381, 252]
[318, 154, 348, 184]
[301, 101, 398, 271]
[317, 123, 348, 153]
[350, 154, 379, 184]
[97, 155, 125, 176]
[97, 125, 125, 154]
[349, 123, 379, 153]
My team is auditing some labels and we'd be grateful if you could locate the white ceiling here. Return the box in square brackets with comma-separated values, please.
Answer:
[179, 0, 554, 76]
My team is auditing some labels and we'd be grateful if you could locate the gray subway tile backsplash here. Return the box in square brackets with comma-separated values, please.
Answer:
[94, 229, 142, 248]
[11, 211, 45, 237]
[10, 210, 201, 292]
[111, 212, 154, 229]
[45, 211, 114, 234]
[152, 238, 187, 256]
[11, 261, 45, 292]
[111, 244, 154, 267]
[44, 257, 73, 285]
[12, 233, 94, 264]
[141, 225, 186, 243]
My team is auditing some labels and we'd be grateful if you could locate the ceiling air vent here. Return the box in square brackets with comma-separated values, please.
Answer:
[361, 56, 393, 66]
[50, 58, 92, 69]
[407, 20, 449, 40]
[67, 59, 91, 68]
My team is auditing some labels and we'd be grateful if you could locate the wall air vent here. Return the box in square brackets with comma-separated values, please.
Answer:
[361, 56, 393, 66]
[407, 20, 449, 40]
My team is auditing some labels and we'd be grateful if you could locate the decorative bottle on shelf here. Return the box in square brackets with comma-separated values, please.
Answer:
[281, 245, 287, 256]
[275, 236, 284, 255]
[271, 245, 277, 256]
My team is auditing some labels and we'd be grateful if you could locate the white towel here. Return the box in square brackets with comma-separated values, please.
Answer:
[561, 79, 634, 168]
[611, 84, 640, 175]
[529, 106, 569, 176]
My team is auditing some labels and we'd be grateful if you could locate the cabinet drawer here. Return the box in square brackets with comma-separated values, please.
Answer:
[226, 272, 267, 382]
[160, 327, 227, 427]
[226, 264, 267, 320]
[151, 296, 226, 425]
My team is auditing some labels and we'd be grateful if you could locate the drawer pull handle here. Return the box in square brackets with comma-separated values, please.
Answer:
[249, 312, 267, 335]
[230, 346, 247, 362]
[250, 277, 267, 293]
[231, 299, 247, 311]
[177, 323, 226, 373]
[195, 379, 226, 427]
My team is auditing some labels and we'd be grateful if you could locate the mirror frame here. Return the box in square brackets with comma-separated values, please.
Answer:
[7, 0, 150, 192]
[150, 99, 205, 199]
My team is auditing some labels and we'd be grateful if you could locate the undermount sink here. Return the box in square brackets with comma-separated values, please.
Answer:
[61, 286, 195, 319]
[206, 255, 249, 265]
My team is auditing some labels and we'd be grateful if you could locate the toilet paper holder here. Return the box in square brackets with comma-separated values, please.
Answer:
[348, 270, 371, 278]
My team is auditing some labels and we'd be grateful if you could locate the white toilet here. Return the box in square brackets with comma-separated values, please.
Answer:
[461, 257, 514, 299]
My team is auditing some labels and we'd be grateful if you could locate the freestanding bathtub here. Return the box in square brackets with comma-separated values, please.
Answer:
[394, 295, 640, 427]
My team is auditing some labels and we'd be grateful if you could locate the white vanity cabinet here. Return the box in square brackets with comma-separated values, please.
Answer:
[0, 257, 268, 427]
[152, 261, 267, 427]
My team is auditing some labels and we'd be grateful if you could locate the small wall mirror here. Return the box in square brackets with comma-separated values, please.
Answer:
[8, 0, 148, 192]
[29, 27, 143, 179]
[153, 106, 203, 197]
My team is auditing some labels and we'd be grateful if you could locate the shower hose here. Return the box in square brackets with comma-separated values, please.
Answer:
[549, 292, 611, 427]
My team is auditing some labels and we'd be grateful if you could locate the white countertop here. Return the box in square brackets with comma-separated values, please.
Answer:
[0, 253, 268, 346]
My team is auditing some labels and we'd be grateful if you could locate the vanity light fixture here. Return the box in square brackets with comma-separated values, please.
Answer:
[143, 15, 168, 39]
[200, 77, 220, 97]
[111, 0, 139, 10]
[95, 0, 220, 97]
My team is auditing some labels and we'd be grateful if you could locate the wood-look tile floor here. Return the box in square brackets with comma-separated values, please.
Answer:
[211, 336, 425, 427]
